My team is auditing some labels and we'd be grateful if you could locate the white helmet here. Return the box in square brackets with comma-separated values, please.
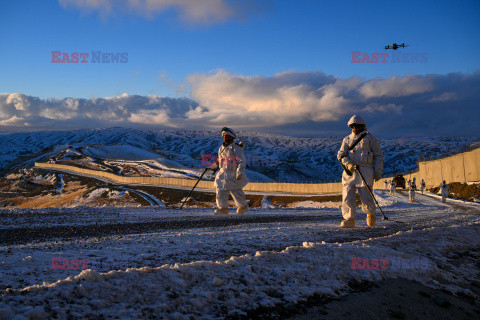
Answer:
[221, 127, 236, 139]
[347, 115, 366, 127]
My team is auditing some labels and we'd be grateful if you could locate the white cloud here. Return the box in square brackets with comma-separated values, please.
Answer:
[2, 71, 479, 136]
[128, 108, 172, 125]
[58, 0, 271, 25]
[359, 75, 434, 98]
[6, 93, 30, 111]
[186, 70, 347, 126]
[185, 70, 479, 135]
[0, 116, 30, 127]
[0, 93, 195, 129]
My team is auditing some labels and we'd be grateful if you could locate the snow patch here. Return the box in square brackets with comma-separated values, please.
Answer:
[288, 200, 340, 208]
[87, 188, 110, 199]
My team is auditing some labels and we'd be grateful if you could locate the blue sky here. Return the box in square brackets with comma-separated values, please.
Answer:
[0, 0, 479, 136]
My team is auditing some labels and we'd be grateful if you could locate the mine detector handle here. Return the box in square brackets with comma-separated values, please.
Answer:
[356, 166, 403, 223]
[179, 166, 218, 209]
[179, 168, 208, 209]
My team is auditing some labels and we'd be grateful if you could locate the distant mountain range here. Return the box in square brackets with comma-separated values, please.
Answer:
[1, 127, 478, 182]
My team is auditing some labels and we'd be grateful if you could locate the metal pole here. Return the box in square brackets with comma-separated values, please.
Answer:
[180, 168, 208, 209]
[355, 166, 392, 222]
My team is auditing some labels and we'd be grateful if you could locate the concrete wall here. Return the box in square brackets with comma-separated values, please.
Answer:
[36, 147, 480, 194]
[374, 147, 480, 189]
[34, 162, 343, 194]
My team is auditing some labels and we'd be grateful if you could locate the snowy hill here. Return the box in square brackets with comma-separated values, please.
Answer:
[0, 127, 479, 182]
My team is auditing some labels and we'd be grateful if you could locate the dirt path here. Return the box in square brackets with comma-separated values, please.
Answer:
[397, 189, 480, 215]
[17, 188, 88, 209]
[0, 213, 333, 245]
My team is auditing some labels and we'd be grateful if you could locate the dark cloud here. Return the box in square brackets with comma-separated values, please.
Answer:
[1, 71, 479, 137]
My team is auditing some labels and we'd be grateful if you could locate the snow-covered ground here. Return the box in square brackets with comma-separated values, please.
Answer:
[0, 190, 479, 319]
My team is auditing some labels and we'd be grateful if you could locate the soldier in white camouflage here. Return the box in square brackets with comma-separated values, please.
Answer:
[337, 115, 383, 228]
[208, 127, 248, 215]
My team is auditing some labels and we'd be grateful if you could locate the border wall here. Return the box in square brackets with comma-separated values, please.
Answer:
[374, 146, 480, 189]
[35, 147, 480, 195]
[34, 162, 342, 194]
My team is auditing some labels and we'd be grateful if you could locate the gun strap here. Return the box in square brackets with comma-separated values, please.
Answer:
[339, 132, 368, 161]
[348, 132, 368, 151]
[338, 132, 369, 176]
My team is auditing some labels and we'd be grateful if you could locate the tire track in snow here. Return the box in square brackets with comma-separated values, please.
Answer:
[0, 214, 333, 245]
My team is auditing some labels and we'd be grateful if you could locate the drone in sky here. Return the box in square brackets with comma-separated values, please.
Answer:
[384, 43, 409, 50]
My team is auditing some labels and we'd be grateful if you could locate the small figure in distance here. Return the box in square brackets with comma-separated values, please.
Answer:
[420, 179, 426, 195]
[439, 180, 449, 203]
[390, 179, 396, 195]
[409, 184, 415, 203]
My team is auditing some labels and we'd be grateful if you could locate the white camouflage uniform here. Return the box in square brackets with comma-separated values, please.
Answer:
[213, 141, 248, 209]
[409, 186, 415, 202]
[337, 128, 383, 220]
[439, 181, 449, 203]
